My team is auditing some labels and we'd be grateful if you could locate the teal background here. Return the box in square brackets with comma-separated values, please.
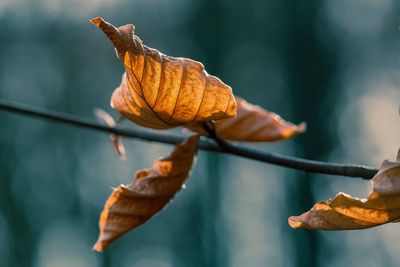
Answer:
[0, 1, 400, 266]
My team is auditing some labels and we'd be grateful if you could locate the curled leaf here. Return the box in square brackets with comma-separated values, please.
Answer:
[91, 17, 236, 129]
[289, 154, 400, 230]
[93, 135, 199, 252]
[186, 97, 305, 142]
[95, 108, 126, 160]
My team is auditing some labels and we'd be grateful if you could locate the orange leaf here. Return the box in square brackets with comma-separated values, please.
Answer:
[289, 152, 400, 230]
[91, 17, 236, 129]
[186, 97, 305, 142]
[93, 135, 199, 252]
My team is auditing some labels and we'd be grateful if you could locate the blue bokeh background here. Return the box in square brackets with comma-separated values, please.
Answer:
[0, 1, 399, 266]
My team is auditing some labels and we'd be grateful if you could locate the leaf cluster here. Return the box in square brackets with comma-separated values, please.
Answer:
[91, 17, 399, 251]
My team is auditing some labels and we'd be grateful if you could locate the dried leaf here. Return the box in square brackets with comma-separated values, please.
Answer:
[289, 155, 400, 230]
[91, 17, 236, 129]
[95, 109, 126, 160]
[93, 135, 199, 252]
[186, 97, 305, 142]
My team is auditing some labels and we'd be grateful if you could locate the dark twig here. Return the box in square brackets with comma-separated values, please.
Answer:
[200, 121, 226, 146]
[0, 99, 378, 179]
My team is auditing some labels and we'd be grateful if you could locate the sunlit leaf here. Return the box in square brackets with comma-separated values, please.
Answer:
[186, 97, 305, 142]
[93, 135, 199, 252]
[289, 151, 400, 230]
[91, 17, 236, 129]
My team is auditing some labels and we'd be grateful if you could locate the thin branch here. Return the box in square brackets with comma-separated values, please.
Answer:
[0, 99, 378, 179]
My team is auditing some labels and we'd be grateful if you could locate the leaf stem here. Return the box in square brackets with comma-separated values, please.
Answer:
[0, 99, 378, 179]
[200, 121, 226, 146]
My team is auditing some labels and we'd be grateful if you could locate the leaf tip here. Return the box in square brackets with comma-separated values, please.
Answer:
[92, 241, 105, 253]
[90, 17, 103, 27]
[297, 121, 307, 133]
[288, 216, 305, 229]
[280, 121, 306, 139]
[91, 17, 128, 56]
[94, 108, 116, 127]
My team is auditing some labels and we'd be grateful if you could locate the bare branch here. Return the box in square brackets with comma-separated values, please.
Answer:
[0, 99, 378, 179]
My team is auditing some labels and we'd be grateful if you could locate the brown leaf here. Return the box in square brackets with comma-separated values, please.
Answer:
[91, 17, 236, 129]
[288, 154, 400, 230]
[93, 135, 199, 252]
[95, 109, 126, 160]
[186, 97, 305, 142]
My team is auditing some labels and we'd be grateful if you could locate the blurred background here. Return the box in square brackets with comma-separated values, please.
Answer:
[0, 0, 399, 266]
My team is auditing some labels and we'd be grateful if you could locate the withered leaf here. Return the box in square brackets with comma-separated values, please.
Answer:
[91, 17, 236, 129]
[93, 135, 199, 252]
[95, 108, 126, 160]
[289, 152, 400, 230]
[186, 97, 305, 142]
